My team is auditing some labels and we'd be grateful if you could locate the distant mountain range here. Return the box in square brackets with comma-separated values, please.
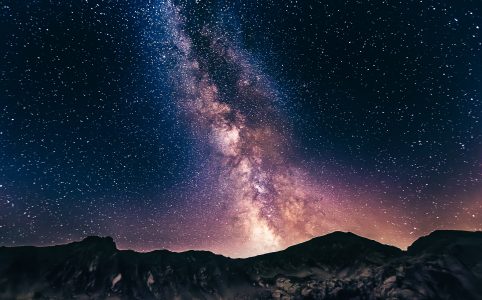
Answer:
[1, 230, 481, 299]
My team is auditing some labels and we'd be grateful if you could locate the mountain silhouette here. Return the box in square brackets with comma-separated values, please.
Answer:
[1, 230, 481, 299]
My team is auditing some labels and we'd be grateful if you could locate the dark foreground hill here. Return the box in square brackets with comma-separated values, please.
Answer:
[1, 230, 481, 299]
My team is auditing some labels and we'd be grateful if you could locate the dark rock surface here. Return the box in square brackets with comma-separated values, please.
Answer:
[0, 230, 481, 299]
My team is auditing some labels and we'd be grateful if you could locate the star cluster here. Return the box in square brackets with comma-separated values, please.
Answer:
[1, 0, 481, 257]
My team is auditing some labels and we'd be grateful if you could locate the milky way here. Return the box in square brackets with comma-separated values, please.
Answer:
[155, 1, 481, 257]
[163, 1, 337, 255]
[0, 0, 481, 258]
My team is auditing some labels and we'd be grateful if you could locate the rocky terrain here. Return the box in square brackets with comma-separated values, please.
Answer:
[0, 230, 481, 299]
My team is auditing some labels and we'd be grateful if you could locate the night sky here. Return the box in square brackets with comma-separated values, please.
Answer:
[1, 0, 481, 258]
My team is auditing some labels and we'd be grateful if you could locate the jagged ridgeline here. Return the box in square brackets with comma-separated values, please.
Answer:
[0, 231, 481, 299]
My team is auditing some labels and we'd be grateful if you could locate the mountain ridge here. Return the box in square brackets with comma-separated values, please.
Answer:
[2, 229, 478, 258]
[0, 230, 481, 299]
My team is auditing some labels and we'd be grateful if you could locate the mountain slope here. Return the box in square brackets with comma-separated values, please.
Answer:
[0, 231, 481, 299]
